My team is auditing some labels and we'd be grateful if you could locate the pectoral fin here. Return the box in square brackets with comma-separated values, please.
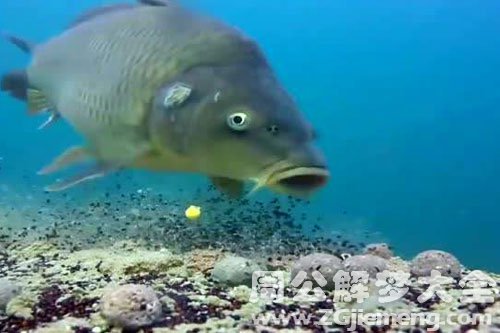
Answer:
[38, 146, 90, 175]
[1, 70, 29, 101]
[45, 164, 118, 192]
[38, 111, 60, 130]
[27, 88, 52, 114]
[210, 177, 245, 198]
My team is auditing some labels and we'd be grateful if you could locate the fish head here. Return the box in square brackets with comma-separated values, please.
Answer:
[150, 64, 329, 196]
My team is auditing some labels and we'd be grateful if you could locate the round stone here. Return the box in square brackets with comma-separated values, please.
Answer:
[211, 256, 262, 287]
[100, 284, 162, 329]
[291, 253, 343, 290]
[0, 279, 21, 311]
[410, 250, 461, 278]
[343, 254, 388, 278]
[363, 243, 394, 259]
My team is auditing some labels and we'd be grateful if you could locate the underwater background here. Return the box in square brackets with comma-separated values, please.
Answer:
[0, 0, 499, 272]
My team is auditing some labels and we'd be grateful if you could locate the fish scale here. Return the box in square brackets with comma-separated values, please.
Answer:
[30, 8, 190, 127]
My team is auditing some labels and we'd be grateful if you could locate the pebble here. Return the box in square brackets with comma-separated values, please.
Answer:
[211, 256, 262, 287]
[291, 253, 343, 290]
[343, 254, 388, 278]
[100, 284, 162, 329]
[410, 250, 462, 278]
[0, 279, 22, 311]
[363, 243, 394, 259]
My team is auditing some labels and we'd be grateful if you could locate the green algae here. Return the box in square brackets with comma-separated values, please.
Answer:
[6, 292, 38, 320]
[189, 294, 232, 308]
[228, 285, 252, 303]
[10, 241, 59, 260]
[32, 317, 92, 333]
[65, 247, 184, 277]
[151, 317, 238, 333]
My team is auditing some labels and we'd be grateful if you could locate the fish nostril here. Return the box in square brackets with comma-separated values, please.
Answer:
[267, 125, 279, 136]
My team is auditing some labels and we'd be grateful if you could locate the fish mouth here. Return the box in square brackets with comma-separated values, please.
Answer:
[267, 166, 330, 195]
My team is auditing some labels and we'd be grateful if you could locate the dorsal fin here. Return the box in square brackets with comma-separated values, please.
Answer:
[68, 4, 136, 29]
[137, 0, 170, 6]
[68, 2, 175, 29]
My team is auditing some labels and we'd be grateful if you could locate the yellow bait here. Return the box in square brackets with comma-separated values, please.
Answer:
[185, 205, 201, 220]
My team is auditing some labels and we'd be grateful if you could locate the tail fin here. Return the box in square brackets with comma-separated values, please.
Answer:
[1, 70, 29, 101]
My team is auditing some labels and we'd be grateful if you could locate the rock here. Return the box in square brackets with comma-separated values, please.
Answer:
[343, 254, 388, 278]
[410, 250, 461, 278]
[291, 253, 343, 290]
[100, 284, 162, 329]
[0, 243, 8, 256]
[0, 279, 21, 311]
[211, 256, 262, 287]
[363, 243, 394, 259]
[265, 254, 296, 270]
[386, 257, 411, 273]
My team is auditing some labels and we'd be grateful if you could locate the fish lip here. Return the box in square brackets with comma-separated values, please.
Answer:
[268, 166, 330, 192]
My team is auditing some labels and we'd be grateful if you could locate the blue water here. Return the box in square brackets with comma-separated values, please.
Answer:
[0, 1, 499, 270]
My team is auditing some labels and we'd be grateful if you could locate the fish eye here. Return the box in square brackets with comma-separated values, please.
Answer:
[227, 112, 250, 131]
